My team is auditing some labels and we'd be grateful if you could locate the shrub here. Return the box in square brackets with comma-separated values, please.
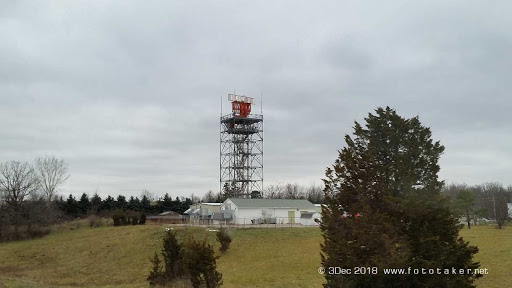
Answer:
[147, 231, 223, 288]
[112, 210, 127, 226]
[111, 211, 147, 227]
[147, 230, 186, 287]
[216, 228, 232, 253]
[68, 221, 83, 230]
[139, 213, 146, 225]
[27, 228, 51, 239]
[162, 230, 184, 280]
[147, 252, 165, 286]
[88, 215, 103, 228]
[183, 237, 223, 288]
[129, 212, 139, 225]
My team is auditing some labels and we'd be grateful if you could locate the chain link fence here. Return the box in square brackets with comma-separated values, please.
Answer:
[181, 217, 320, 228]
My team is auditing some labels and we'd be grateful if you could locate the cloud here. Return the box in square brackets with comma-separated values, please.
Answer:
[1, 1, 511, 198]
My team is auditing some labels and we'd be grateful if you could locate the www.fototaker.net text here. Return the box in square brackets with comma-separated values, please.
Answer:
[319, 267, 489, 276]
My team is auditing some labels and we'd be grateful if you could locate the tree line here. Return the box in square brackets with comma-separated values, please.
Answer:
[0, 154, 199, 242]
[443, 182, 511, 229]
[55, 192, 194, 218]
[0, 156, 69, 241]
[200, 183, 325, 204]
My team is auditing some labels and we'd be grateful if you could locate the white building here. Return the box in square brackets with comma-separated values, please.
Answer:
[184, 203, 221, 215]
[314, 204, 324, 213]
[219, 198, 320, 225]
[184, 202, 222, 221]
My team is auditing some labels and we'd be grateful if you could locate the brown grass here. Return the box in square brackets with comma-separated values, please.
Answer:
[0, 222, 509, 287]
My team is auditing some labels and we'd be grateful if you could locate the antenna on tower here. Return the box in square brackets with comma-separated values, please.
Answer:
[260, 92, 263, 114]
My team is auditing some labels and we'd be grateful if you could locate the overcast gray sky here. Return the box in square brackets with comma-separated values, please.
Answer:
[1, 1, 511, 199]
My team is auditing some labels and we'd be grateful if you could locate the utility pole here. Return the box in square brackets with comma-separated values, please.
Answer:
[492, 194, 497, 220]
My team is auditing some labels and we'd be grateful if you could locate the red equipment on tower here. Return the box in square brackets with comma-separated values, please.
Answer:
[229, 94, 254, 118]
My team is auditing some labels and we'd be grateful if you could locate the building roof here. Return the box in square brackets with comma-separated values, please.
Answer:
[227, 198, 316, 210]
[159, 211, 180, 216]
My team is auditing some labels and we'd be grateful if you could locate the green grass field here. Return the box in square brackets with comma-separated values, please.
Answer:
[0, 223, 510, 287]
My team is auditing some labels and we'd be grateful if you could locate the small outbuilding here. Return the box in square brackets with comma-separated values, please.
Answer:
[184, 203, 222, 215]
[219, 198, 320, 225]
[147, 211, 184, 224]
[183, 203, 222, 224]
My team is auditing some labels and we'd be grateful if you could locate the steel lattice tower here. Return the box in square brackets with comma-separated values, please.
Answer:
[220, 94, 263, 198]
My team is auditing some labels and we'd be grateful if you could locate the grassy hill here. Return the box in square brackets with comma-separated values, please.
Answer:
[0, 223, 510, 287]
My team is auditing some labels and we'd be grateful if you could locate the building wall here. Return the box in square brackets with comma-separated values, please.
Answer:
[221, 199, 236, 210]
[220, 199, 317, 225]
[299, 212, 321, 226]
[147, 217, 186, 224]
[191, 203, 221, 214]
[313, 204, 324, 223]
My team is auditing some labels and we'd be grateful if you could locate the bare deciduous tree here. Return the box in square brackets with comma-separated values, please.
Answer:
[0, 161, 40, 238]
[190, 193, 201, 204]
[141, 189, 156, 202]
[264, 184, 284, 199]
[202, 190, 217, 202]
[35, 156, 69, 202]
[480, 182, 509, 229]
[283, 183, 304, 199]
[264, 183, 324, 203]
[306, 184, 324, 204]
[0, 161, 39, 205]
[0, 199, 6, 240]
[442, 183, 469, 199]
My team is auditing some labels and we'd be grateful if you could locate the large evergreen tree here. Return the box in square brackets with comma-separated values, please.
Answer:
[116, 195, 127, 210]
[100, 195, 115, 211]
[127, 196, 141, 211]
[78, 193, 91, 215]
[320, 107, 480, 288]
[90, 193, 102, 213]
[164, 193, 174, 211]
[140, 195, 151, 212]
[65, 194, 79, 217]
